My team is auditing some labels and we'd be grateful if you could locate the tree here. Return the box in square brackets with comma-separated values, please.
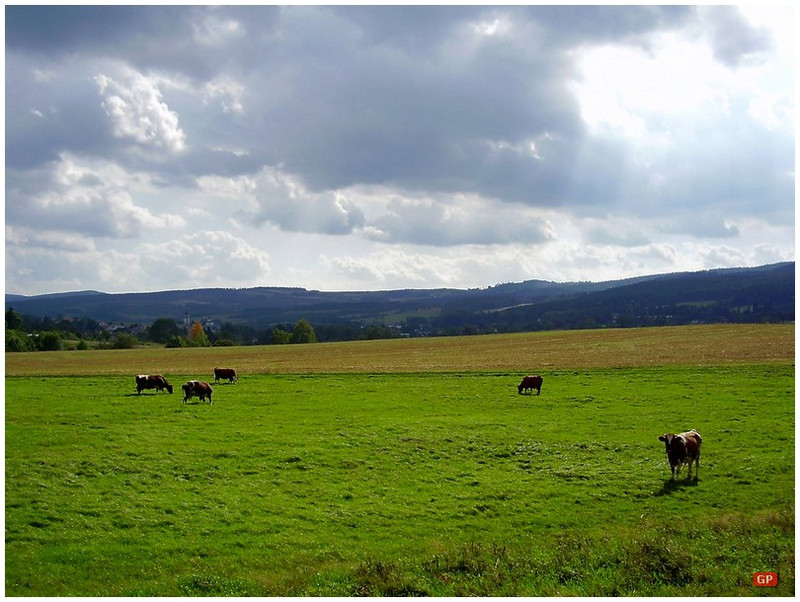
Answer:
[6, 307, 23, 330]
[291, 319, 317, 344]
[188, 321, 211, 347]
[148, 318, 181, 344]
[270, 328, 292, 345]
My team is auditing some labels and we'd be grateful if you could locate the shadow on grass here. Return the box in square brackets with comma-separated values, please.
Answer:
[654, 477, 699, 497]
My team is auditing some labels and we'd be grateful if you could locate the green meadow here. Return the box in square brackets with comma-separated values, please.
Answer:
[5, 326, 795, 596]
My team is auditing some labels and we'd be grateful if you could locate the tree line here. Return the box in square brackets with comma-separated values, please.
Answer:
[5, 308, 324, 352]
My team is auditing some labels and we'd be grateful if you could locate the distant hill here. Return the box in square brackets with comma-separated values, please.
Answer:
[5, 262, 794, 337]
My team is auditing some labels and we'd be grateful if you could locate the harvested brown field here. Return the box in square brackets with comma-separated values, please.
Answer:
[6, 324, 793, 377]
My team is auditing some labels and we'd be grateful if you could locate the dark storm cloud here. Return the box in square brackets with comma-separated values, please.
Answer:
[5, 55, 112, 169]
[6, 6, 190, 55]
[523, 5, 692, 43]
[233, 5, 589, 204]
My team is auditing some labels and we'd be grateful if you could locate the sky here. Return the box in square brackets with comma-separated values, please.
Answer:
[5, 5, 795, 295]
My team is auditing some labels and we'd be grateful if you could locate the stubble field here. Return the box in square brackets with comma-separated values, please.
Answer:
[5, 324, 795, 596]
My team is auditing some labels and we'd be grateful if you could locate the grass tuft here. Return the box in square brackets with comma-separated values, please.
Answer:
[178, 574, 255, 596]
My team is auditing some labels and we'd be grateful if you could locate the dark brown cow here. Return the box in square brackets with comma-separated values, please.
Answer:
[518, 375, 543, 395]
[135, 374, 174, 394]
[658, 429, 702, 480]
[213, 367, 237, 384]
[182, 380, 213, 404]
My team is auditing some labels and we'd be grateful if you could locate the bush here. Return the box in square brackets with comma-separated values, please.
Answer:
[37, 332, 63, 351]
[5, 329, 34, 352]
[112, 333, 139, 349]
[271, 329, 292, 345]
[166, 335, 186, 348]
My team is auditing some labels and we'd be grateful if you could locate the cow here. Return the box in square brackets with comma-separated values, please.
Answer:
[182, 380, 213, 404]
[658, 429, 702, 480]
[135, 374, 174, 395]
[518, 375, 543, 395]
[213, 367, 237, 384]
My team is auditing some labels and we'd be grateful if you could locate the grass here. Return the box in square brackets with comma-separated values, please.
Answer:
[5, 325, 795, 596]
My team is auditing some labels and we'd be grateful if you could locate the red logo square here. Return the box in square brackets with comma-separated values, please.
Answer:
[753, 572, 778, 587]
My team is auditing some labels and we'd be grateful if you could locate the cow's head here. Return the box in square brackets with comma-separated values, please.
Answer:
[658, 433, 686, 464]
[166, 384, 174, 394]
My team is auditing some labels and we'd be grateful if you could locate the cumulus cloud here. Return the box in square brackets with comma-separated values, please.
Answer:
[246, 168, 365, 235]
[139, 231, 270, 287]
[6, 154, 185, 239]
[322, 247, 490, 289]
[366, 195, 555, 246]
[202, 75, 244, 114]
[6, 226, 96, 254]
[95, 68, 186, 151]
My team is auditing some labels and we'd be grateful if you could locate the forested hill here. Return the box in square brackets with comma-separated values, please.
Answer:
[5, 262, 794, 339]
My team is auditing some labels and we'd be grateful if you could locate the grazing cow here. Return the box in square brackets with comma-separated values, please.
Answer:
[658, 430, 702, 480]
[213, 367, 237, 384]
[135, 374, 174, 395]
[518, 375, 543, 395]
[182, 380, 213, 404]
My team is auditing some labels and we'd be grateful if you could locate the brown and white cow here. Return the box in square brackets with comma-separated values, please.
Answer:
[182, 380, 213, 404]
[135, 374, 174, 395]
[213, 367, 237, 384]
[518, 375, 543, 395]
[658, 429, 702, 480]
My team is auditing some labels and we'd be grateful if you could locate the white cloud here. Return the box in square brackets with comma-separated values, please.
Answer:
[95, 68, 186, 151]
[247, 168, 365, 235]
[366, 194, 555, 246]
[203, 75, 245, 114]
[6, 225, 96, 254]
[192, 11, 244, 46]
[7, 153, 186, 239]
[322, 248, 485, 288]
[139, 230, 270, 287]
